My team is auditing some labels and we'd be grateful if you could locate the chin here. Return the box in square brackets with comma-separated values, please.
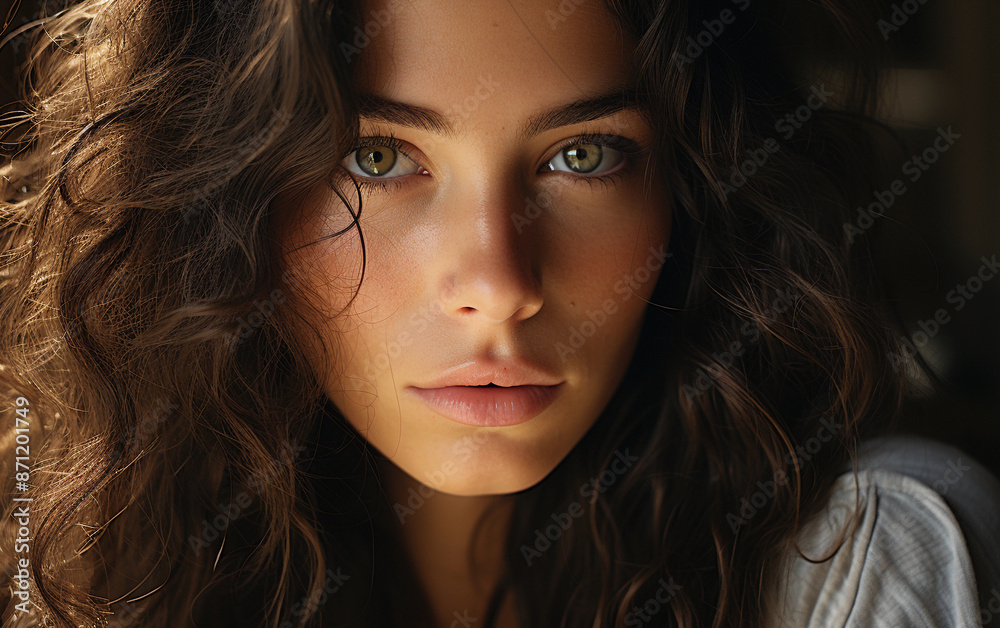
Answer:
[397, 447, 563, 497]
[432, 471, 549, 497]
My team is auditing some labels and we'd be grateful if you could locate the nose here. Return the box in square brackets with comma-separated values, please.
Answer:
[437, 179, 544, 323]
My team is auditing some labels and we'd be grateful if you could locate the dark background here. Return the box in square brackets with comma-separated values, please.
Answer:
[796, 1, 1000, 480]
[1, 0, 997, 476]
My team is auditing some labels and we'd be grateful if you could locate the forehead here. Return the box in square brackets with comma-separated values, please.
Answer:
[353, 0, 636, 128]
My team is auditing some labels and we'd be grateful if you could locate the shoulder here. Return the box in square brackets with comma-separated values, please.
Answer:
[764, 460, 985, 627]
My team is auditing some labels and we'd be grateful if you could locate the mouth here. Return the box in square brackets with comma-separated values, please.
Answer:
[404, 382, 564, 427]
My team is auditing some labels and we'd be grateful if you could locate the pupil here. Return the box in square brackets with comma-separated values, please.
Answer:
[357, 146, 395, 176]
[565, 144, 600, 173]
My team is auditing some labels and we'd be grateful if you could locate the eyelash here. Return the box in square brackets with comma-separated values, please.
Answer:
[338, 130, 646, 196]
[342, 132, 413, 196]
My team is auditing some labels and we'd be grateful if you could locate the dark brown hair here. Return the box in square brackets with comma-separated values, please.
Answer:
[1, 0, 920, 626]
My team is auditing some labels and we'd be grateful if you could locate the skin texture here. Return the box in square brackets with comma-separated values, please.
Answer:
[272, 0, 671, 624]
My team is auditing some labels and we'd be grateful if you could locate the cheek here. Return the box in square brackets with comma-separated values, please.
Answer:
[543, 184, 671, 366]
[273, 189, 400, 402]
[282, 189, 408, 322]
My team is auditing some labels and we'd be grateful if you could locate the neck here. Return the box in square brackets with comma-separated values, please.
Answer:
[373, 456, 517, 627]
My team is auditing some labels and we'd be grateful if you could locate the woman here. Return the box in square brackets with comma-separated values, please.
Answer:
[1, 0, 996, 626]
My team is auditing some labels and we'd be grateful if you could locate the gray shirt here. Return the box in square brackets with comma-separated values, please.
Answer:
[766, 434, 1000, 627]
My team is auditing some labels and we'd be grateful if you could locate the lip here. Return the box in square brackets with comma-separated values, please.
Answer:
[406, 383, 564, 427]
[415, 356, 563, 388]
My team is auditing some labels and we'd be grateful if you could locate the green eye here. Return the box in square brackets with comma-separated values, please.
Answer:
[356, 145, 397, 176]
[562, 144, 603, 173]
[546, 140, 626, 176]
[342, 139, 424, 180]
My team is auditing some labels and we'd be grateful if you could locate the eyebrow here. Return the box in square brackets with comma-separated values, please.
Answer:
[355, 87, 644, 142]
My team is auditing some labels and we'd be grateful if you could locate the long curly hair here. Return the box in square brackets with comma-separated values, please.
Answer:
[1, 0, 924, 626]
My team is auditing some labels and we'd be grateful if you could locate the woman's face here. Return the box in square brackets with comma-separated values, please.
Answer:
[273, 0, 671, 496]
